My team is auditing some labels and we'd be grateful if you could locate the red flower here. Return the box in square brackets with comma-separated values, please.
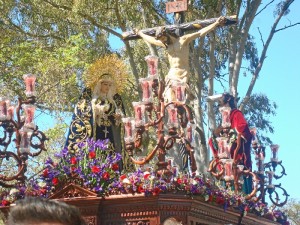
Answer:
[1, 200, 10, 206]
[40, 188, 47, 195]
[112, 163, 119, 171]
[120, 174, 127, 181]
[71, 166, 76, 172]
[52, 177, 59, 185]
[43, 168, 49, 177]
[70, 157, 77, 165]
[143, 172, 150, 179]
[91, 166, 100, 173]
[153, 187, 161, 196]
[89, 151, 96, 159]
[216, 196, 225, 205]
[177, 178, 182, 184]
[102, 172, 110, 180]
[137, 185, 144, 193]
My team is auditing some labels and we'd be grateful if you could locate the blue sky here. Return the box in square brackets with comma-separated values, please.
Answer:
[243, 1, 300, 201]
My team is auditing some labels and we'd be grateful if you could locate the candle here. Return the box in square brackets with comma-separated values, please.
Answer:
[139, 78, 152, 102]
[132, 102, 144, 125]
[145, 55, 158, 76]
[186, 125, 193, 142]
[270, 144, 279, 162]
[122, 117, 135, 140]
[20, 130, 30, 153]
[266, 171, 274, 188]
[168, 107, 178, 124]
[219, 106, 231, 128]
[250, 127, 258, 144]
[143, 81, 149, 98]
[23, 104, 36, 128]
[224, 160, 233, 181]
[0, 99, 8, 120]
[23, 74, 36, 97]
[175, 84, 186, 102]
[7, 105, 15, 120]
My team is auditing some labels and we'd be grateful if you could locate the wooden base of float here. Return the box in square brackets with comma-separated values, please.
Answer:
[0, 183, 279, 225]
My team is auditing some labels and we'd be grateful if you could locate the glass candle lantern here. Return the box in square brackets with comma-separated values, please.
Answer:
[0, 98, 8, 121]
[132, 102, 145, 126]
[7, 105, 15, 120]
[172, 81, 186, 103]
[186, 122, 196, 143]
[139, 78, 153, 102]
[122, 117, 135, 142]
[216, 137, 230, 159]
[23, 104, 36, 129]
[255, 150, 265, 174]
[19, 129, 31, 153]
[145, 55, 158, 77]
[23, 74, 36, 97]
[223, 159, 234, 181]
[250, 127, 258, 145]
[266, 170, 275, 188]
[219, 106, 231, 128]
[270, 144, 279, 162]
[167, 105, 178, 128]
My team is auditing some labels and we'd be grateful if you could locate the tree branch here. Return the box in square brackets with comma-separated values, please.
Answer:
[255, 0, 275, 17]
[240, 0, 295, 110]
[42, 0, 123, 39]
[275, 22, 300, 32]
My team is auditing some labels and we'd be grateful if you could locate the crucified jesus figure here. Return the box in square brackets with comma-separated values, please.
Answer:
[135, 16, 226, 102]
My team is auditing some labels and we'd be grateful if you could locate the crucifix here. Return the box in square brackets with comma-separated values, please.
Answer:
[122, 1, 237, 174]
[123, 1, 236, 102]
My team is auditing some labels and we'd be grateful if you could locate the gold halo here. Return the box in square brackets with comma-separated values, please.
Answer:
[83, 54, 129, 94]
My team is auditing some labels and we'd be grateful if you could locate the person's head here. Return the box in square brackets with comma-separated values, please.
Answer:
[155, 27, 177, 45]
[219, 93, 236, 109]
[7, 197, 86, 225]
[92, 73, 116, 99]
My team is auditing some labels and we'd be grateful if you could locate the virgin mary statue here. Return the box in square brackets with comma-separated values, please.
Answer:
[65, 55, 130, 170]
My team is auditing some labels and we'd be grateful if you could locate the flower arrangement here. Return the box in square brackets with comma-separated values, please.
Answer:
[0, 138, 289, 224]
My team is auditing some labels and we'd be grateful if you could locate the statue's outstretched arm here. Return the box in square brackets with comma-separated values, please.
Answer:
[182, 16, 226, 44]
[136, 29, 166, 48]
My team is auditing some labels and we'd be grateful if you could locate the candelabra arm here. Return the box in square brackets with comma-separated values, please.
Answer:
[269, 185, 289, 207]
[208, 158, 224, 179]
[131, 144, 160, 165]
[0, 151, 26, 183]
[28, 129, 48, 157]
[243, 170, 260, 200]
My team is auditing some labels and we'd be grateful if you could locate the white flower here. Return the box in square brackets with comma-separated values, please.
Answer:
[38, 181, 47, 188]
[9, 188, 19, 195]
[122, 178, 131, 184]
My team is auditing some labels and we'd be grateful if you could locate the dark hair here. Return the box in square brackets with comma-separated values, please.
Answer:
[222, 93, 236, 109]
[7, 197, 86, 225]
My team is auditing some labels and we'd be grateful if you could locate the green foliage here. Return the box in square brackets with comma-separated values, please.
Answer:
[243, 93, 277, 145]
[283, 198, 300, 225]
